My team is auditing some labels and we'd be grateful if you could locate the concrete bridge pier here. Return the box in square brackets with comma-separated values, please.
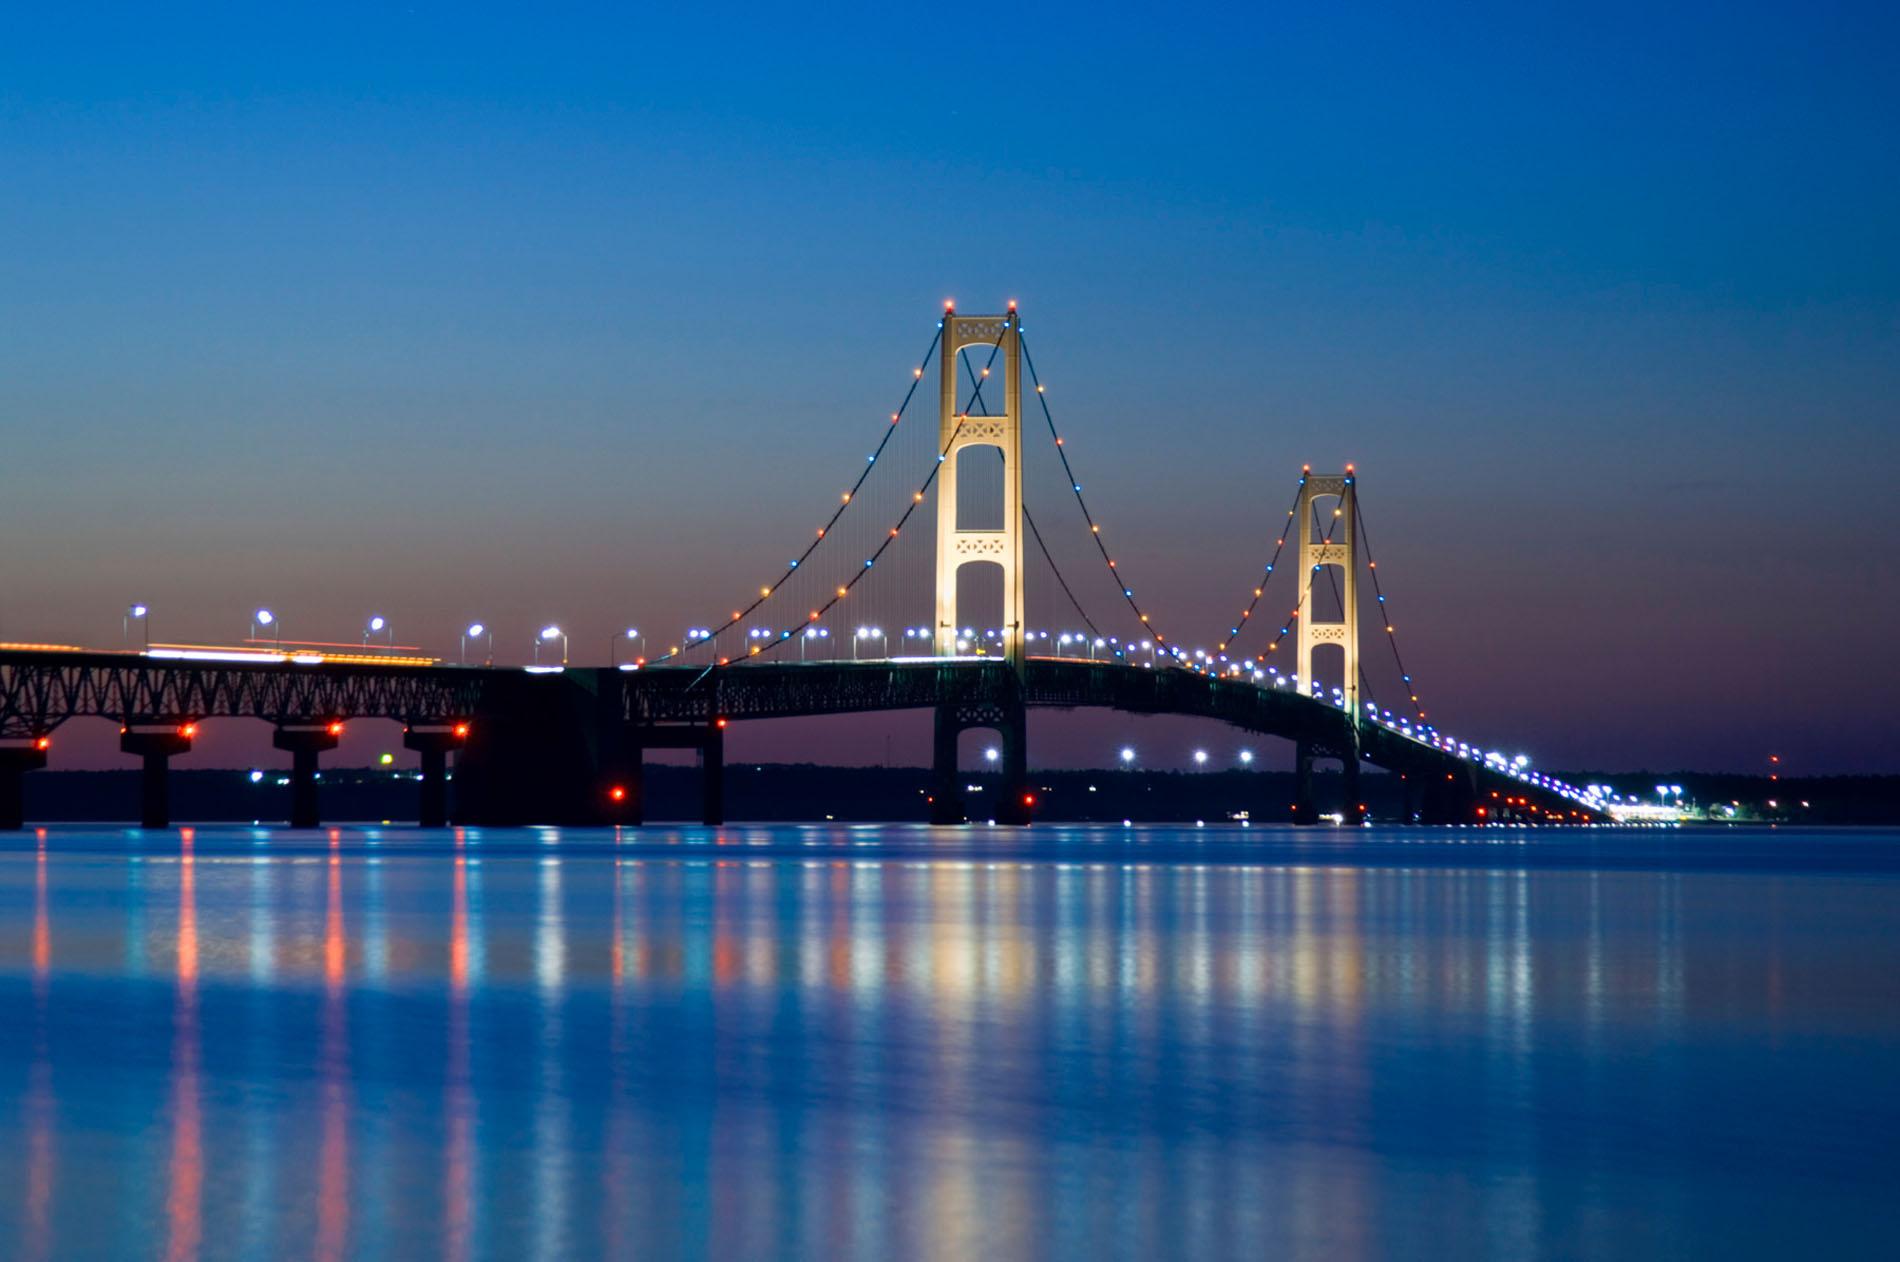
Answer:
[403, 725, 467, 828]
[1292, 740, 1318, 824]
[0, 741, 48, 830]
[273, 724, 341, 828]
[1342, 729, 1364, 823]
[700, 721, 725, 826]
[120, 726, 193, 829]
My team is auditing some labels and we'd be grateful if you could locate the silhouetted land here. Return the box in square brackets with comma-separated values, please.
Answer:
[18, 766, 1899, 824]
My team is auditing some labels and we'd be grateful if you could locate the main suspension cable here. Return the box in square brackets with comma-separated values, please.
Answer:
[1019, 334, 1175, 659]
[706, 324, 1013, 668]
[644, 324, 944, 664]
[1214, 476, 1306, 654]
[955, 354, 1110, 645]
[1354, 495, 1428, 720]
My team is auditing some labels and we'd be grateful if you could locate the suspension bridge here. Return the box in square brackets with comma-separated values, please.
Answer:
[0, 303, 1612, 830]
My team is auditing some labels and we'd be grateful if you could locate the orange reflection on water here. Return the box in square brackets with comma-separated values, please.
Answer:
[24, 830, 53, 1262]
[444, 839, 472, 1262]
[317, 830, 350, 1261]
[164, 829, 202, 1262]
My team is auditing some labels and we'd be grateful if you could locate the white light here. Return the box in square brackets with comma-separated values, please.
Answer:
[626, 627, 639, 638]
[1238, 750, 1254, 765]
[368, 616, 386, 632]
[254, 608, 274, 626]
[248, 769, 264, 783]
[1120, 747, 1135, 764]
[1193, 749, 1209, 766]
[985, 747, 999, 763]
[541, 625, 563, 640]
[467, 622, 486, 638]
[130, 604, 148, 618]
[148, 647, 287, 664]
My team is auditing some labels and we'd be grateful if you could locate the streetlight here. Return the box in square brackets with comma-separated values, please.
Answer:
[1119, 746, 1136, 767]
[461, 622, 491, 666]
[364, 614, 391, 647]
[251, 608, 278, 647]
[613, 627, 645, 667]
[853, 626, 886, 660]
[1238, 749, 1255, 766]
[125, 603, 150, 649]
[801, 626, 829, 661]
[985, 747, 1000, 765]
[537, 624, 568, 665]
[1193, 749, 1209, 768]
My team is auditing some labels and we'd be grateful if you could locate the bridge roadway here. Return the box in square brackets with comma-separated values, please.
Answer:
[0, 648, 1599, 828]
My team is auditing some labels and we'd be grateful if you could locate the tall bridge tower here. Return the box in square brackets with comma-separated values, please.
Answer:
[934, 305, 1025, 671]
[1295, 466, 1359, 715]
[1293, 466, 1363, 820]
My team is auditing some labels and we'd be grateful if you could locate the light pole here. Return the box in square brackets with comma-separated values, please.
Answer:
[800, 626, 829, 661]
[612, 627, 643, 667]
[537, 624, 568, 665]
[461, 622, 491, 666]
[125, 603, 150, 649]
[251, 608, 278, 648]
[854, 626, 886, 660]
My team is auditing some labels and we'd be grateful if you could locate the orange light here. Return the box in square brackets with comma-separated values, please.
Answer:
[715, 717, 728, 729]
[609, 785, 626, 802]
[34, 737, 50, 751]
[944, 298, 955, 310]
[327, 721, 344, 737]
[1007, 299, 1017, 310]
[180, 723, 197, 738]
[453, 724, 470, 738]
[1022, 793, 1035, 806]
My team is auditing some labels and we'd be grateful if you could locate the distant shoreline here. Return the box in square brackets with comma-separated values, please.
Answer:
[17, 765, 1898, 826]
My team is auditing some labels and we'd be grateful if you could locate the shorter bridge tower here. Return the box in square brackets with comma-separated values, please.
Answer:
[1293, 466, 1363, 821]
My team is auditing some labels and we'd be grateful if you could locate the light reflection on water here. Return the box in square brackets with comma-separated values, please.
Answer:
[1, 824, 1898, 1260]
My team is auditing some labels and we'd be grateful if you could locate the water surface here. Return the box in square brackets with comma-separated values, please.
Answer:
[2, 824, 1897, 1260]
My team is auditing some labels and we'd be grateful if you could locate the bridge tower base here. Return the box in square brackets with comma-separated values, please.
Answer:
[1291, 736, 1365, 825]
[273, 726, 340, 828]
[930, 700, 1029, 826]
[121, 727, 193, 829]
[0, 742, 48, 830]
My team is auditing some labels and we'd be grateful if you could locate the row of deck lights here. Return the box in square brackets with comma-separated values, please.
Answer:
[116, 603, 1595, 809]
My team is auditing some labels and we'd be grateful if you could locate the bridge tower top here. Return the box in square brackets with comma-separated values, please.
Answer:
[1296, 467, 1359, 722]
[935, 304, 1025, 671]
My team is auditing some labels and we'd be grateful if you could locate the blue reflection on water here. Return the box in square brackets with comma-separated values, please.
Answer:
[1, 824, 1898, 1259]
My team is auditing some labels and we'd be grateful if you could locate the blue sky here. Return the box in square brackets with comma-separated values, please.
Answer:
[3, 2, 1896, 771]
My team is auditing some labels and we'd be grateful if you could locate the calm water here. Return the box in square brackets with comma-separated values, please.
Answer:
[2, 824, 1898, 1261]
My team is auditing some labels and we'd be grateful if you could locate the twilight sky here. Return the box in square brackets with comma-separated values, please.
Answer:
[3, 2, 1897, 774]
